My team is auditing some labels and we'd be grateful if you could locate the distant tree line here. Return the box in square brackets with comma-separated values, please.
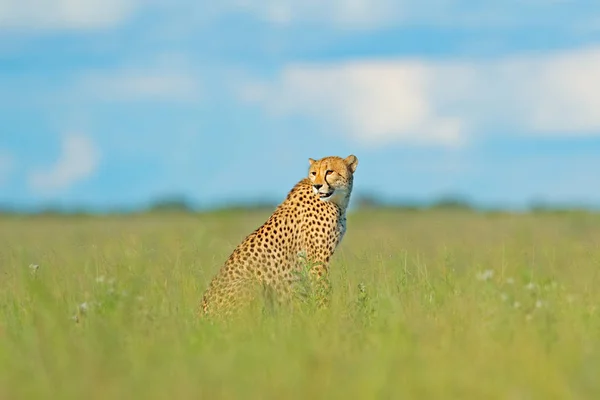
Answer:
[353, 194, 474, 211]
[0, 193, 596, 216]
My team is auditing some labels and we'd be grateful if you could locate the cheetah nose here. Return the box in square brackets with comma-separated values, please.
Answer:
[313, 184, 323, 190]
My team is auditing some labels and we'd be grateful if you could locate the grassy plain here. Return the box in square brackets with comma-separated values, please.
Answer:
[1, 209, 599, 399]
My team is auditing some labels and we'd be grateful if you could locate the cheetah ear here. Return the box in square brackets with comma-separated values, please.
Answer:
[308, 158, 316, 166]
[344, 155, 358, 173]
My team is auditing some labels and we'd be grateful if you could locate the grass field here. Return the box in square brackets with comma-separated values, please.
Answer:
[1, 209, 600, 399]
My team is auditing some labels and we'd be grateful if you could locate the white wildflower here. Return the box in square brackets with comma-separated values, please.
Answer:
[476, 270, 494, 281]
[525, 282, 536, 291]
[357, 283, 366, 294]
[29, 264, 40, 271]
[535, 300, 543, 309]
[505, 277, 515, 285]
[79, 302, 89, 313]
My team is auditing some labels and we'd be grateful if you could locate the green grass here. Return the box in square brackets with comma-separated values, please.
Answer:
[1, 210, 600, 399]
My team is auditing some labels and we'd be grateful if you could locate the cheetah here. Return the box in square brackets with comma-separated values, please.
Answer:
[200, 155, 359, 317]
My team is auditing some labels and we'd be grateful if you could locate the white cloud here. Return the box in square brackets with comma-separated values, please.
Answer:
[0, 0, 589, 32]
[0, 153, 13, 186]
[227, 0, 404, 29]
[241, 61, 465, 147]
[0, 0, 139, 30]
[242, 46, 600, 147]
[222, 0, 589, 30]
[29, 134, 100, 193]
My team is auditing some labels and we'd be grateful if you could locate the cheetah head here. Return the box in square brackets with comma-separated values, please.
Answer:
[308, 155, 359, 206]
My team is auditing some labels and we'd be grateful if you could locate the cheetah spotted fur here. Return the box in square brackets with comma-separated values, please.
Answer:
[200, 155, 359, 317]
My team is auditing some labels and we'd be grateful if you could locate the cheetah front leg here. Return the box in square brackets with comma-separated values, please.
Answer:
[309, 261, 332, 309]
[295, 250, 332, 310]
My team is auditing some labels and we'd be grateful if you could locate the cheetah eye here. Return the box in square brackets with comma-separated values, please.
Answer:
[311, 171, 316, 176]
[325, 170, 333, 175]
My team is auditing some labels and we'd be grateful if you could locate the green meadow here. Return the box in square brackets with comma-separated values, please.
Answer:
[1, 209, 599, 399]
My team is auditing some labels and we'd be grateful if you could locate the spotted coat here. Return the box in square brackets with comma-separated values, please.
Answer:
[200, 155, 358, 317]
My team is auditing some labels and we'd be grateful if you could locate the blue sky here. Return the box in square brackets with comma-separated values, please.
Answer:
[2, 1, 600, 211]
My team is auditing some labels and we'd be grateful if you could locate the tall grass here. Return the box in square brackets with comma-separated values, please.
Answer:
[1, 210, 599, 399]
